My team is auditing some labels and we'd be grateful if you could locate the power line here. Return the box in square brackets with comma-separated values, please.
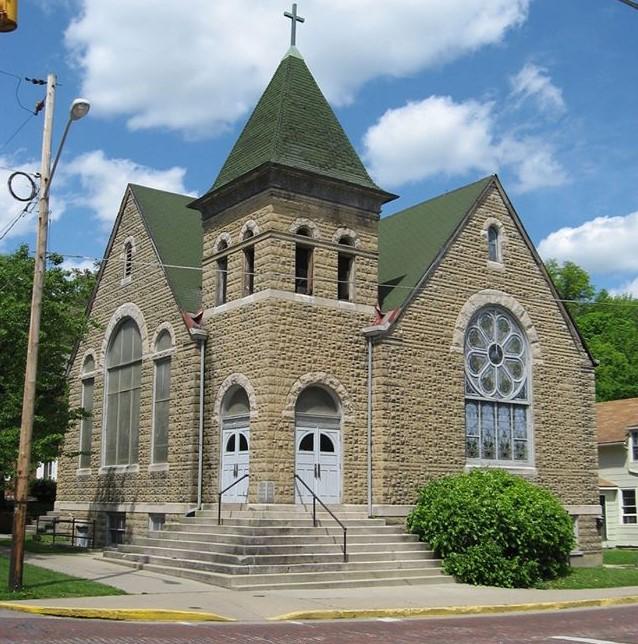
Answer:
[0, 200, 37, 241]
[0, 113, 36, 152]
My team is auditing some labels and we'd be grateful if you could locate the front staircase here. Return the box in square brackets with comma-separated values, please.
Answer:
[102, 504, 453, 590]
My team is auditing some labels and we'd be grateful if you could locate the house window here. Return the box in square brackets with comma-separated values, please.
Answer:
[243, 230, 255, 296]
[152, 331, 172, 464]
[295, 227, 313, 295]
[104, 319, 142, 466]
[631, 431, 638, 462]
[487, 225, 500, 262]
[123, 241, 134, 278]
[107, 512, 126, 545]
[465, 307, 530, 464]
[216, 240, 228, 305]
[622, 489, 637, 524]
[79, 356, 95, 469]
[149, 513, 166, 531]
[337, 236, 354, 301]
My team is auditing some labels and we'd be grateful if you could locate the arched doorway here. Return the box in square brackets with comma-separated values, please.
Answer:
[220, 386, 250, 502]
[294, 386, 341, 504]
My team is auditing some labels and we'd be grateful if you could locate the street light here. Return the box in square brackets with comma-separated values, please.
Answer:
[8, 75, 90, 592]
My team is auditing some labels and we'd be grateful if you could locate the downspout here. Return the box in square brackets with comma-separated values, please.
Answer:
[367, 335, 373, 517]
[190, 328, 207, 511]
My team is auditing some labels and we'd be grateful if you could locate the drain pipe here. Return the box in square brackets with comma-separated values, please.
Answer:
[190, 328, 207, 511]
[367, 335, 373, 517]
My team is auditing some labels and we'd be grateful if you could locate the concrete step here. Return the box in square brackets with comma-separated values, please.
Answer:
[200, 510, 373, 521]
[179, 517, 387, 528]
[104, 550, 445, 578]
[132, 536, 424, 555]
[161, 523, 404, 536]
[117, 543, 437, 566]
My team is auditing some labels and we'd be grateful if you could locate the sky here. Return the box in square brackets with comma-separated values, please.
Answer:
[1, 0, 637, 295]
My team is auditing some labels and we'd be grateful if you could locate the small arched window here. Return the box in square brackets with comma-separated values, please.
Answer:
[243, 229, 255, 297]
[105, 319, 142, 466]
[216, 240, 228, 305]
[337, 236, 355, 301]
[487, 225, 500, 262]
[152, 330, 173, 464]
[295, 227, 313, 295]
[465, 307, 530, 465]
[124, 241, 134, 279]
[79, 355, 95, 469]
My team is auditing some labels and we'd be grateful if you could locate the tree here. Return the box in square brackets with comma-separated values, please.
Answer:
[546, 259, 638, 402]
[0, 246, 96, 499]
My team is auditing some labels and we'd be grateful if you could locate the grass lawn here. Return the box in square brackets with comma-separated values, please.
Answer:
[603, 548, 638, 566]
[539, 565, 638, 590]
[0, 535, 87, 555]
[0, 554, 125, 601]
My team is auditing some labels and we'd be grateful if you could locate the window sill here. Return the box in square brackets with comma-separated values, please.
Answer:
[76, 468, 92, 478]
[465, 462, 536, 478]
[627, 465, 638, 476]
[120, 276, 132, 286]
[486, 260, 505, 272]
[99, 464, 139, 475]
[148, 463, 169, 473]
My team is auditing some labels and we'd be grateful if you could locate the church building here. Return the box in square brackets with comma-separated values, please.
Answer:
[55, 36, 601, 566]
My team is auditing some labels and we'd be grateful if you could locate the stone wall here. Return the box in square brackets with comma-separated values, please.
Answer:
[56, 190, 201, 512]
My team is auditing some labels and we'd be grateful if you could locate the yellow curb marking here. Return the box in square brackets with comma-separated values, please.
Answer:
[269, 595, 638, 622]
[0, 603, 235, 622]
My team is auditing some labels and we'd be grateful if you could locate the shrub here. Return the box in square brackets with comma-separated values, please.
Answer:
[407, 469, 574, 587]
[29, 478, 57, 504]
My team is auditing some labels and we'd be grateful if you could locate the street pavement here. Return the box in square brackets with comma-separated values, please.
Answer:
[2, 550, 638, 623]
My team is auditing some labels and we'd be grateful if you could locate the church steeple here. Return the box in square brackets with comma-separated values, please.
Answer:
[208, 50, 382, 195]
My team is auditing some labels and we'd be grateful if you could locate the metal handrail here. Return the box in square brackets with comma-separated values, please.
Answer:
[218, 474, 249, 525]
[294, 474, 348, 562]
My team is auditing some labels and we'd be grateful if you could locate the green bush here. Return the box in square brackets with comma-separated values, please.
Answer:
[407, 469, 574, 587]
[29, 478, 56, 504]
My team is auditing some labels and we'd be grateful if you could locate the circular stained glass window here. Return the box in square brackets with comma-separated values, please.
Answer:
[465, 308, 527, 400]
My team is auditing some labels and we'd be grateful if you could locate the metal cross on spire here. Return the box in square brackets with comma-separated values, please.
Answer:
[284, 3, 305, 47]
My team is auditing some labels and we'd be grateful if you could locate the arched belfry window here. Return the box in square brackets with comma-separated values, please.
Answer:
[123, 241, 134, 279]
[487, 225, 500, 262]
[152, 330, 173, 464]
[104, 318, 142, 466]
[79, 355, 95, 469]
[465, 307, 530, 464]
[337, 236, 355, 301]
[216, 240, 228, 305]
[242, 229, 255, 296]
[295, 227, 313, 295]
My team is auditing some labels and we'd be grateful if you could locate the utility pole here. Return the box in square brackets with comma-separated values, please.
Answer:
[8, 73, 56, 591]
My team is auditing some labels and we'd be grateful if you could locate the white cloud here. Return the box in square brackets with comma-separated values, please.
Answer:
[61, 257, 98, 273]
[362, 96, 566, 192]
[63, 150, 192, 225]
[510, 62, 566, 114]
[538, 210, 638, 274]
[65, 0, 530, 137]
[611, 277, 638, 298]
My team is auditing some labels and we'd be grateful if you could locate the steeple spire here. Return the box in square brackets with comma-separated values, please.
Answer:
[284, 3, 305, 47]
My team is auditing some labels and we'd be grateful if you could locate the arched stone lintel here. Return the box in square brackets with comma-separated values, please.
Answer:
[283, 372, 353, 421]
[80, 349, 98, 377]
[213, 232, 233, 253]
[214, 373, 258, 420]
[332, 227, 361, 248]
[240, 219, 261, 239]
[451, 290, 542, 359]
[289, 218, 320, 240]
[100, 303, 150, 367]
[151, 321, 177, 350]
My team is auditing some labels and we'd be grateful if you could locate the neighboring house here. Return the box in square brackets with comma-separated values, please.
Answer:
[35, 461, 57, 481]
[598, 397, 638, 547]
[53, 45, 601, 564]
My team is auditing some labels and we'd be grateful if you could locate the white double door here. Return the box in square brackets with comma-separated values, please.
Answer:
[295, 426, 341, 504]
[221, 426, 249, 503]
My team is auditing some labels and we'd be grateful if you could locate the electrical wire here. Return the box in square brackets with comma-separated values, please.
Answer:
[0, 112, 36, 152]
[0, 199, 37, 241]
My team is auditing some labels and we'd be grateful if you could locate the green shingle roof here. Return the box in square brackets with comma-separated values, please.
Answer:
[379, 176, 494, 312]
[130, 184, 202, 313]
[210, 48, 380, 193]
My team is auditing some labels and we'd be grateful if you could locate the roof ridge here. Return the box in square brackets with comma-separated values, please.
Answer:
[271, 55, 292, 164]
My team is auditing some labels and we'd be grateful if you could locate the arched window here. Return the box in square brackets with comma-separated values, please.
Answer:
[487, 225, 500, 262]
[104, 319, 142, 466]
[123, 241, 134, 278]
[216, 240, 228, 305]
[152, 330, 173, 464]
[242, 229, 255, 296]
[295, 386, 340, 418]
[295, 227, 313, 295]
[337, 236, 355, 301]
[465, 307, 530, 464]
[79, 355, 95, 469]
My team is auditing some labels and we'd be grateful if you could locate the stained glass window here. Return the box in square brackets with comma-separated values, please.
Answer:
[465, 307, 530, 464]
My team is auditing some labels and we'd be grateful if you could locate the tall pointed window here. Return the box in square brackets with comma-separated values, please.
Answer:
[152, 331, 172, 464]
[465, 307, 531, 465]
[216, 240, 228, 305]
[295, 227, 313, 295]
[79, 355, 95, 469]
[104, 319, 142, 466]
[337, 236, 355, 301]
[487, 225, 500, 262]
[243, 230, 255, 296]
[124, 241, 133, 278]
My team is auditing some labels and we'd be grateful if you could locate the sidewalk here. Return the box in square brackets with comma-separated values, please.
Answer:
[2, 551, 638, 622]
